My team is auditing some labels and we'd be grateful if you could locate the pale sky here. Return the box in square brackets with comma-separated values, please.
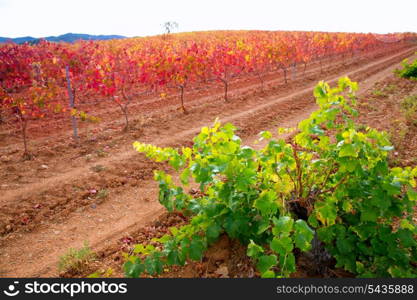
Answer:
[0, 0, 416, 38]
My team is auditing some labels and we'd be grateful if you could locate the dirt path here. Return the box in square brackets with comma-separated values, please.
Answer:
[0, 47, 416, 277]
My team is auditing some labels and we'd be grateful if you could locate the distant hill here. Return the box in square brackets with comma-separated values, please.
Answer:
[0, 33, 126, 44]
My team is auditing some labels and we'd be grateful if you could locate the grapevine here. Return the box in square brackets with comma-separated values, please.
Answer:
[124, 77, 417, 278]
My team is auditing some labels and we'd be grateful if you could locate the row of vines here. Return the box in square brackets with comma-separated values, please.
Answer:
[1, 31, 416, 156]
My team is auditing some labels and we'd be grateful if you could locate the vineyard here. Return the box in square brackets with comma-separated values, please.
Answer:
[1, 31, 416, 155]
[0, 30, 417, 278]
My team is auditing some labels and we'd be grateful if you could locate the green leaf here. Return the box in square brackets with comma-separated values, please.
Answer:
[351, 223, 376, 240]
[360, 209, 378, 222]
[272, 216, 294, 236]
[357, 242, 373, 256]
[261, 270, 276, 278]
[356, 261, 365, 274]
[336, 237, 355, 255]
[313, 83, 327, 98]
[133, 244, 146, 254]
[270, 236, 293, 256]
[279, 252, 296, 275]
[253, 190, 278, 216]
[311, 125, 325, 135]
[399, 219, 415, 231]
[169, 227, 179, 236]
[180, 168, 191, 185]
[144, 256, 157, 275]
[334, 253, 357, 273]
[339, 143, 358, 158]
[124, 259, 145, 278]
[206, 223, 221, 243]
[257, 255, 277, 274]
[315, 201, 337, 226]
[294, 220, 314, 252]
[256, 220, 271, 234]
[407, 188, 417, 201]
[307, 214, 319, 228]
[370, 238, 386, 255]
[260, 130, 272, 140]
[167, 249, 180, 265]
[317, 227, 335, 244]
[388, 266, 408, 278]
[396, 229, 417, 247]
[247, 240, 264, 257]
[189, 238, 205, 261]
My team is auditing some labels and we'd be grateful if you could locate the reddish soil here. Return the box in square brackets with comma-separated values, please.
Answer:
[0, 44, 416, 277]
[356, 74, 417, 167]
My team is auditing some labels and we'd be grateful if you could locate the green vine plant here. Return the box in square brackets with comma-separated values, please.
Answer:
[123, 77, 417, 278]
[395, 55, 417, 80]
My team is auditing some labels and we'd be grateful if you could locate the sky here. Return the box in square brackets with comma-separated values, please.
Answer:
[0, 0, 416, 38]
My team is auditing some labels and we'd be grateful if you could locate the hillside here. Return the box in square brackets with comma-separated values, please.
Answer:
[0, 33, 126, 44]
